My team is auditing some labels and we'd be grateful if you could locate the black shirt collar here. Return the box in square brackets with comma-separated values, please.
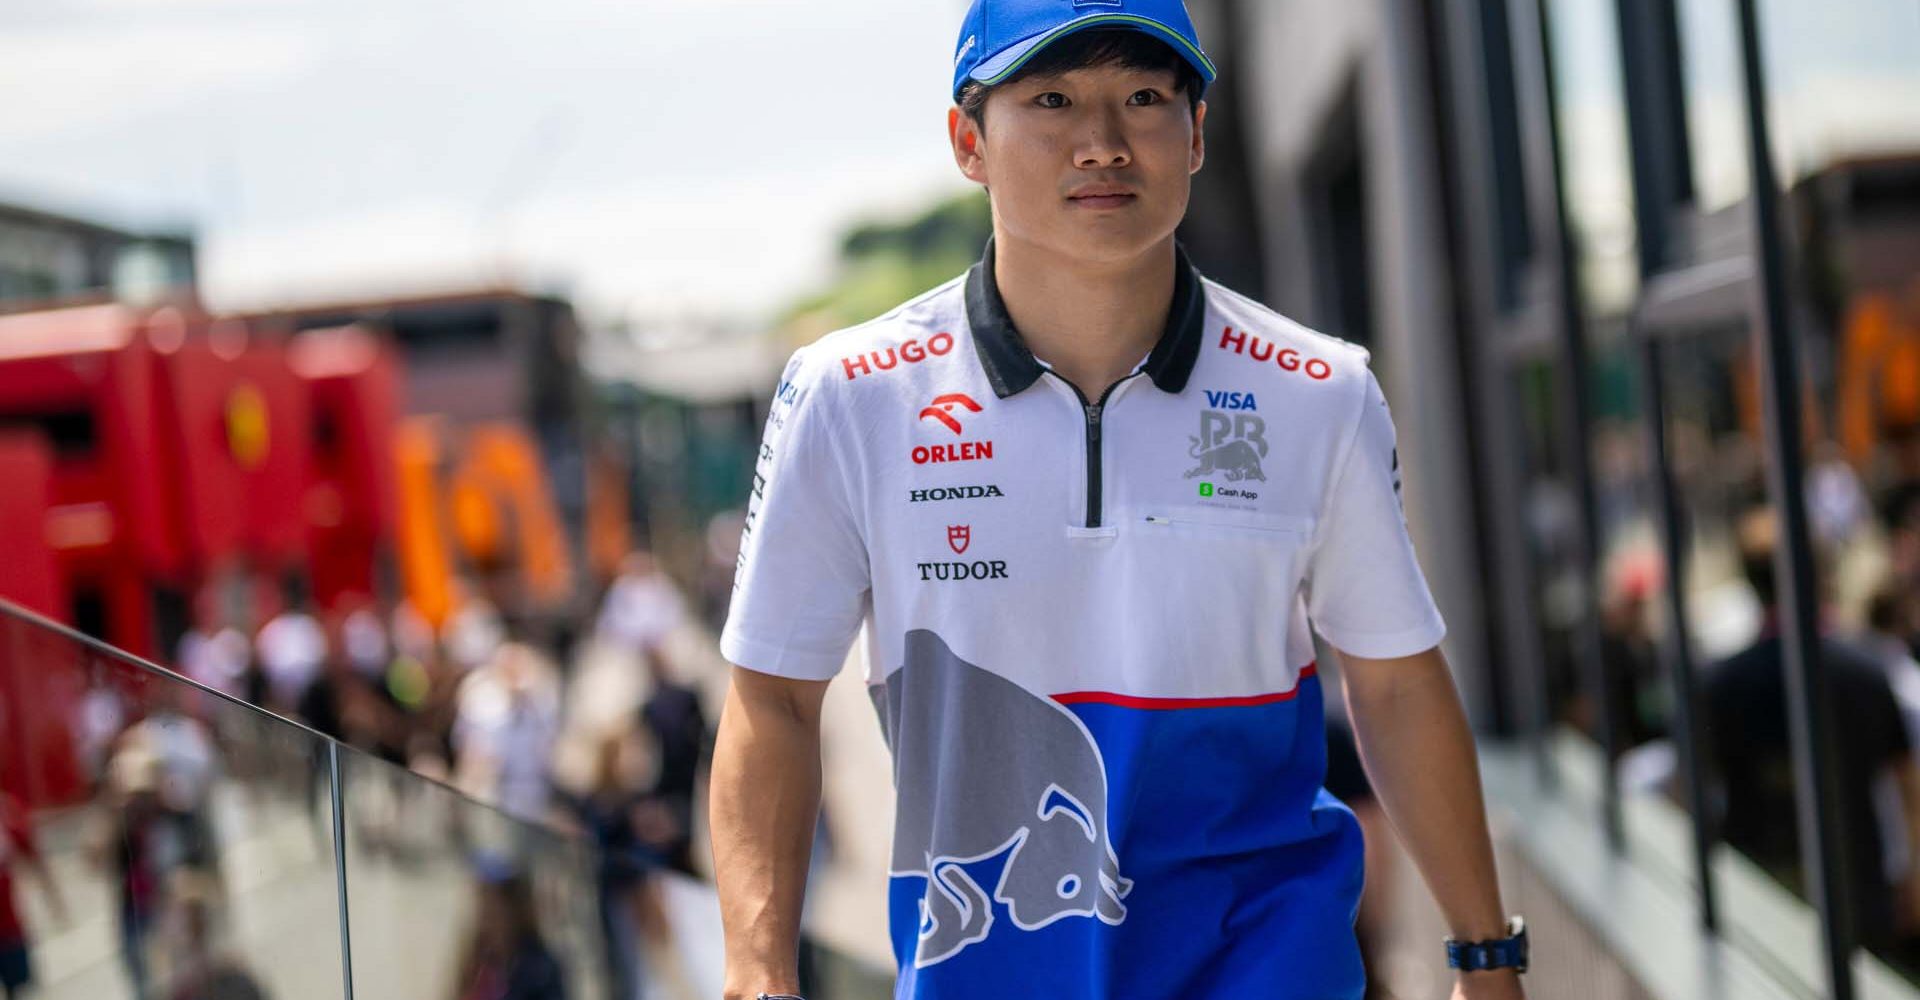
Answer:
[964, 234, 1209, 399]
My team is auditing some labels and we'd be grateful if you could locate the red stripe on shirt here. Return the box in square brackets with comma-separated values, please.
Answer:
[1052, 662, 1318, 710]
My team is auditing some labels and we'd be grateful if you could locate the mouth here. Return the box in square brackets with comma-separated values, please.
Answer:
[1068, 192, 1138, 210]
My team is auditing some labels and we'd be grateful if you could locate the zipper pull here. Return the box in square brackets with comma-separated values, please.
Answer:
[1086, 404, 1102, 432]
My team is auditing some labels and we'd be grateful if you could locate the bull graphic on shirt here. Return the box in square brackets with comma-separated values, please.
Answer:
[1185, 410, 1269, 482]
[874, 629, 1133, 968]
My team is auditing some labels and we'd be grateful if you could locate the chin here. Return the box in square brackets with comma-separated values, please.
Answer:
[1053, 222, 1176, 262]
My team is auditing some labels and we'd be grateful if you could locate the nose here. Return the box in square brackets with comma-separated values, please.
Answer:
[1075, 108, 1131, 169]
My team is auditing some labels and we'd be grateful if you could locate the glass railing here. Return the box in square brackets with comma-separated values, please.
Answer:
[0, 600, 607, 1000]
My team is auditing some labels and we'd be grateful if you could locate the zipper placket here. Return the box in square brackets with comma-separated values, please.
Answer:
[1051, 372, 1143, 528]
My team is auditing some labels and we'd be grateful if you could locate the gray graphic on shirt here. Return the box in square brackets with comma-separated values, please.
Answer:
[1185, 410, 1269, 482]
[872, 629, 1133, 968]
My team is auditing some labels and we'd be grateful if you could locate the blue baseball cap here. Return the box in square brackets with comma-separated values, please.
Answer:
[952, 0, 1218, 104]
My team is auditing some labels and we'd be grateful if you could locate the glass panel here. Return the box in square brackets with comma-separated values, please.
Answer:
[1544, 0, 1670, 765]
[338, 747, 606, 1000]
[1586, 322, 1671, 761]
[0, 609, 348, 1000]
[1506, 355, 1585, 732]
[1544, 0, 1642, 317]
[1673, 0, 1751, 212]
[1678, 0, 1920, 212]
[1759, 0, 1920, 187]
[1654, 325, 1858, 972]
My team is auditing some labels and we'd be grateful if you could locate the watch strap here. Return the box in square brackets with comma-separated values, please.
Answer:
[1445, 915, 1528, 973]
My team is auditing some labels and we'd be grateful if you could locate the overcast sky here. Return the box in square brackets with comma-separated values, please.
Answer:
[0, 0, 975, 322]
[4, 0, 1914, 327]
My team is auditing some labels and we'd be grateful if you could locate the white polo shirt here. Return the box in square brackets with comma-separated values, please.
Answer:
[721, 236, 1445, 999]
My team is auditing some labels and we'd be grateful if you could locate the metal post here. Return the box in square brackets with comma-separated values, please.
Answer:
[1634, 332, 1719, 933]
[1541, 0, 1621, 837]
[330, 742, 356, 1000]
[1731, 0, 1855, 995]
[1553, 261, 1623, 854]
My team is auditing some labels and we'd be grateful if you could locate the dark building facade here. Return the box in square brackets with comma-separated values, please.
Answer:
[0, 200, 196, 308]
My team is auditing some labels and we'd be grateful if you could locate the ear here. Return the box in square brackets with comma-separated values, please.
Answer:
[950, 106, 989, 186]
[1190, 99, 1208, 176]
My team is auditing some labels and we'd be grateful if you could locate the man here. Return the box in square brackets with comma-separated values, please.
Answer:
[710, 3, 1527, 997]
[1703, 508, 1920, 952]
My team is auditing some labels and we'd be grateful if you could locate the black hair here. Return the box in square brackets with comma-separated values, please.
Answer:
[957, 29, 1205, 127]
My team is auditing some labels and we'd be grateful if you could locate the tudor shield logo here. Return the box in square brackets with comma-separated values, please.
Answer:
[948, 524, 972, 555]
[919, 393, 983, 435]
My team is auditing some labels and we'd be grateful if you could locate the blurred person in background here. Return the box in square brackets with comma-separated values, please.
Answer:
[1884, 479, 1920, 660]
[637, 643, 707, 877]
[254, 578, 325, 717]
[1600, 550, 1667, 753]
[1862, 589, 1920, 748]
[596, 550, 687, 658]
[454, 634, 563, 826]
[1, 766, 67, 1000]
[342, 600, 391, 692]
[561, 732, 661, 1000]
[176, 588, 249, 702]
[1862, 587, 1920, 955]
[121, 688, 222, 892]
[1808, 440, 1873, 549]
[161, 873, 268, 1000]
[450, 861, 567, 1000]
[93, 741, 171, 1000]
[1703, 506, 1920, 953]
[447, 593, 508, 678]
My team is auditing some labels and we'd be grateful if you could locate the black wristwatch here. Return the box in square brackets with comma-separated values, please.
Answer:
[1444, 915, 1528, 973]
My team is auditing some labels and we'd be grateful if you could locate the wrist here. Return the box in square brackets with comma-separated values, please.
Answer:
[723, 971, 802, 1000]
[1444, 914, 1528, 974]
[1453, 967, 1526, 1000]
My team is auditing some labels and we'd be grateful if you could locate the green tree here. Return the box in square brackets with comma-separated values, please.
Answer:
[781, 190, 991, 346]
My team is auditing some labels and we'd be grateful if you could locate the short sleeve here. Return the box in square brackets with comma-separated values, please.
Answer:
[1305, 369, 1447, 659]
[718, 348, 871, 681]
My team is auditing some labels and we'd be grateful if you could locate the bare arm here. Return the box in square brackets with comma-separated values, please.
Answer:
[1337, 643, 1524, 999]
[710, 664, 831, 1000]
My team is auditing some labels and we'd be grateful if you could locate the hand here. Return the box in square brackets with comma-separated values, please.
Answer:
[1451, 969, 1526, 1000]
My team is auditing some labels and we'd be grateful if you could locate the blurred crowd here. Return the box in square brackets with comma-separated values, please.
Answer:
[1590, 422, 1920, 973]
[2, 548, 714, 1000]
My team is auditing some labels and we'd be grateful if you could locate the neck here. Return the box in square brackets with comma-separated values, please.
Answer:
[991, 230, 1177, 398]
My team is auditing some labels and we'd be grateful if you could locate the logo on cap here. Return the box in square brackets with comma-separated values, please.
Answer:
[956, 34, 977, 67]
[1073, 0, 1125, 7]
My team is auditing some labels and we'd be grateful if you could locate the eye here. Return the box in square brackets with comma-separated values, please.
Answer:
[1058, 875, 1081, 898]
[1129, 89, 1162, 106]
[1035, 92, 1069, 109]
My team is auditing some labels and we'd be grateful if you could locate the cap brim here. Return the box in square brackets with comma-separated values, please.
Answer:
[965, 13, 1218, 93]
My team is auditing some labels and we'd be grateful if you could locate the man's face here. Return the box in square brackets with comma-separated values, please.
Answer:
[951, 60, 1206, 264]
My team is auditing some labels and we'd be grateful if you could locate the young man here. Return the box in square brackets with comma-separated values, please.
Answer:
[711, 2, 1528, 997]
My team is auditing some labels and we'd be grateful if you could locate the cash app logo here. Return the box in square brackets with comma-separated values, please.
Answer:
[1198, 482, 1215, 497]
